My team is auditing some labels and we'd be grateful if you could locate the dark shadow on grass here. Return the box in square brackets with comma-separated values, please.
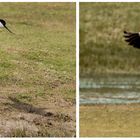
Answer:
[5, 97, 54, 117]
[3, 97, 72, 122]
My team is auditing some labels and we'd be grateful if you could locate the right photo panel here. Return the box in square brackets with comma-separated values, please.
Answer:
[80, 2, 140, 137]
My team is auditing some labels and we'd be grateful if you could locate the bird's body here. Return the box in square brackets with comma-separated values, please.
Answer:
[0, 19, 14, 34]
[124, 31, 140, 49]
[0, 22, 4, 28]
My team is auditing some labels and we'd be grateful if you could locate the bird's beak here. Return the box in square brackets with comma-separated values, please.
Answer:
[4, 25, 14, 34]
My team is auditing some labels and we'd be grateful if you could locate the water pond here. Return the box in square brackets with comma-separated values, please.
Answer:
[80, 75, 140, 104]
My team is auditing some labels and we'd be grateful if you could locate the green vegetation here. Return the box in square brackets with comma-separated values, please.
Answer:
[80, 104, 140, 137]
[0, 3, 75, 137]
[80, 3, 140, 77]
[80, 3, 140, 137]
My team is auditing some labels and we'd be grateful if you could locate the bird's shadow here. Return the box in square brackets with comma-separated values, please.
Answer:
[4, 97, 54, 117]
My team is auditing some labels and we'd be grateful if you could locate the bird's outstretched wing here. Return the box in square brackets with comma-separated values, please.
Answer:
[124, 31, 140, 49]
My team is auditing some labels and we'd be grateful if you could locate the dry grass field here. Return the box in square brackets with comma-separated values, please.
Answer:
[0, 3, 76, 137]
[80, 104, 140, 137]
[80, 2, 140, 77]
[80, 2, 140, 137]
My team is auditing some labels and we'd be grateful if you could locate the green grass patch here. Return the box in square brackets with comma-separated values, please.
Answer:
[0, 2, 76, 96]
[0, 3, 75, 137]
[80, 3, 140, 77]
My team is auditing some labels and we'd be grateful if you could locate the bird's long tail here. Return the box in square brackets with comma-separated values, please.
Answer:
[4, 25, 15, 34]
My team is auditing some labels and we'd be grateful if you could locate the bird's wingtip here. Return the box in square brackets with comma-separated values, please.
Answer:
[124, 31, 127, 34]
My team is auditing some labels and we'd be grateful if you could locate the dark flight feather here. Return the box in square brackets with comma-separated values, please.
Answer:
[124, 31, 140, 49]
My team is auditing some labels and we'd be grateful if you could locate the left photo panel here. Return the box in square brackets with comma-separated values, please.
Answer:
[0, 3, 76, 137]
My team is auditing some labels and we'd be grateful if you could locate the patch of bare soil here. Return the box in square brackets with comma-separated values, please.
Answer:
[0, 93, 75, 137]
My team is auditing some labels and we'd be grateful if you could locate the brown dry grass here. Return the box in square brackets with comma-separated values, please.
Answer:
[80, 104, 140, 137]
[0, 2, 76, 137]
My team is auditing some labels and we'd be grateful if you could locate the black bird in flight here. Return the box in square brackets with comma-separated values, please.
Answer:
[0, 19, 14, 34]
[124, 31, 140, 49]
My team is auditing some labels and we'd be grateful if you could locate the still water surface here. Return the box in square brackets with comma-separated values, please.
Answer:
[80, 75, 140, 104]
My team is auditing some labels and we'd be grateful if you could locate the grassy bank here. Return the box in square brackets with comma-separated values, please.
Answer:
[80, 104, 140, 137]
[0, 3, 76, 137]
[80, 3, 140, 77]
